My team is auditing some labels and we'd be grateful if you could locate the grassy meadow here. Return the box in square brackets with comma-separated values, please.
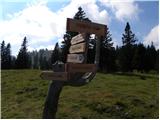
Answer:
[1, 70, 159, 118]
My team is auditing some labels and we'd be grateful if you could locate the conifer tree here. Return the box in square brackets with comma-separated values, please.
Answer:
[1, 40, 6, 69]
[99, 27, 116, 72]
[119, 22, 137, 72]
[51, 43, 60, 64]
[16, 37, 29, 69]
[122, 22, 136, 46]
[6, 43, 11, 69]
[1, 41, 12, 69]
[144, 43, 157, 72]
[132, 43, 146, 72]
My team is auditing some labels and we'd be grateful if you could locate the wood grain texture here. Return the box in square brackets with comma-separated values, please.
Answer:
[67, 18, 107, 36]
[69, 42, 86, 53]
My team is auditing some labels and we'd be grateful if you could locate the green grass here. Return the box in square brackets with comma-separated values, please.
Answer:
[1, 70, 159, 118]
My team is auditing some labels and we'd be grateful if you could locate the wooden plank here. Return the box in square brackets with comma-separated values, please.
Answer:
[67, 18, 107, 36]
[69, 42, 86, 53]
[67, 54, 85, 63]
[67, 63, 96, 73]
[40, 71, 68, 81]
[71, 33, 86, 45]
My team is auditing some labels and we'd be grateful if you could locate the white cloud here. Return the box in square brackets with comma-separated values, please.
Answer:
[99, 0, 140, 22]
[143, 25, 159, 49]
[0, 0, 109, 55]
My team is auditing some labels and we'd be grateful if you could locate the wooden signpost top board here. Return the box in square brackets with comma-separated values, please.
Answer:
[67, 18, 107, 36]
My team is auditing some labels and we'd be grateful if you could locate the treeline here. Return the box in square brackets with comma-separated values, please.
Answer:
[1, 38, 52, 70]
[1, 7, 159, 73]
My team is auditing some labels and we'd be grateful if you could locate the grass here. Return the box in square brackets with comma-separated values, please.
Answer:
[1, 69, 159, 118]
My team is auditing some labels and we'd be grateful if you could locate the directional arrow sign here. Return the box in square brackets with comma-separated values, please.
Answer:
[40, 71, 68, 81]
[67, 54, 85, 63]
[71, 33, 86, 45]
[69, 42, 86, 53]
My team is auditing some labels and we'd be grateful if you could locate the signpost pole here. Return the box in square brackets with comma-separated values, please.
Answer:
[42, 62, 65, 119]
[42, 81, 64, 119]
[95, 36, 101, 70]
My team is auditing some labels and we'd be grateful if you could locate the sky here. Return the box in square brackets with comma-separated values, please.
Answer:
[0, 0, 159, 56]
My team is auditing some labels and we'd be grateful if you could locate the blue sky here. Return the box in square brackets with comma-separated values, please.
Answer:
[0, 0, 159, 56]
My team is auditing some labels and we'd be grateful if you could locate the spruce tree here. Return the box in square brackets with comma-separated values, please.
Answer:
[51, 43, 60, 64]
[144, 43, 157, 72]
[1, 41, 12, 69]
[1, 40, 6, 69]
[6, 43, 11, 69]
[99, 27, 116, 72]
[122, 22, 136, 46]
[132, 43, 146, 72]
[16, 37, 29, 69]
[119, 22, 137, 72]
[74, 7, 91, 21]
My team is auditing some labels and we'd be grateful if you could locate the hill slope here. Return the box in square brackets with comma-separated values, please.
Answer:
[1, 70, 159, 118]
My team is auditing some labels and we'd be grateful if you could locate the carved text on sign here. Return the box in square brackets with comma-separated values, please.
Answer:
[69, 42, 86, 53]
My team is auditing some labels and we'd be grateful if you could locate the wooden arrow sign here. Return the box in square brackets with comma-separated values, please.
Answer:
[40, 71, 68, 81]
[69, 42, 86, 53]
[67, 54, 85, 63]
[67, 18, 107, 36]
[67, 63, 96, 73]
[71, 33, 86, 45]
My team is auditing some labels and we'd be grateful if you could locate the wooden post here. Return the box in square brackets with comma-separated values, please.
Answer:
[84, 33, 90, 63]
[42, 62, 65, 119]
[95, 36, 101, 70]
[42, 81, 64, 119]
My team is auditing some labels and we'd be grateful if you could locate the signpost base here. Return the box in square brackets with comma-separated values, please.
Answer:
[42, 81, 64, 119]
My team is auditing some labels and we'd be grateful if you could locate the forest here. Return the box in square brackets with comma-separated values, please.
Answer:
[1, 7, 159, 73]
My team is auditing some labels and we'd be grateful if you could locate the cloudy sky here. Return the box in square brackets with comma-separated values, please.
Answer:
[0, 0, 159, 56]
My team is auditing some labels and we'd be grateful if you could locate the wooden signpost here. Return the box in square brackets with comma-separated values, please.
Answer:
[41, 17, 107, 119]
